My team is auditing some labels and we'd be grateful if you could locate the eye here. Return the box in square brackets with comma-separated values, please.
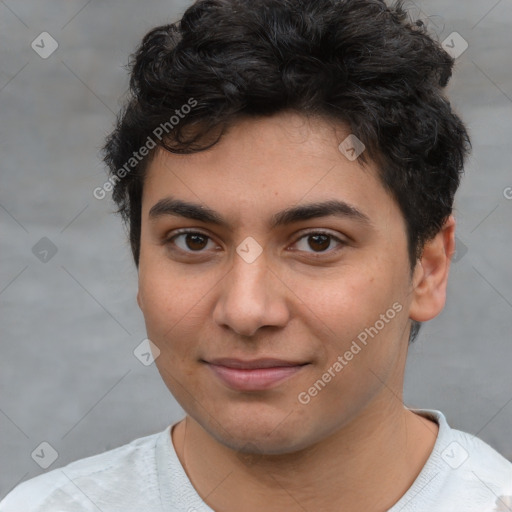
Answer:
[291, 230, 346, 255]
[166, 229, 219, 253]
[164, 229, 346, 256]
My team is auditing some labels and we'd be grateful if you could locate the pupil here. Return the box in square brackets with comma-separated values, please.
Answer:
[187, 234, 207, 250]
[310, 234, 329, 252]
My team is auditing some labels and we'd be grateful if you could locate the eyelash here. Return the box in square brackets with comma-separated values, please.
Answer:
[164, 228, 346, 257]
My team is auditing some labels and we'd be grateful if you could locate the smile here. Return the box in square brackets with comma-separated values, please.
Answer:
[205, 358, 309, 391]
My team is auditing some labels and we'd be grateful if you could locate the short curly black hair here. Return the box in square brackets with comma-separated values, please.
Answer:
[103, 0, 470, 342]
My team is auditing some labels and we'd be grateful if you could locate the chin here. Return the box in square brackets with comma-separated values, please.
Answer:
[198, 404, 320, 455]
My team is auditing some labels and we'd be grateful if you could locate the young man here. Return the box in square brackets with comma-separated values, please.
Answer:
[2, 0, 511, 510]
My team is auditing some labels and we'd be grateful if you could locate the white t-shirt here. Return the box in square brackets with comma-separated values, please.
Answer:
[1, 409, 511, 512]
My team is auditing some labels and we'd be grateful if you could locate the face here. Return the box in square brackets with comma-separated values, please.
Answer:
[137, 112, 418, 455]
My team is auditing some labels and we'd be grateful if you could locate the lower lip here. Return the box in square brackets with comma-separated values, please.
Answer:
[207, 364, 305, 391]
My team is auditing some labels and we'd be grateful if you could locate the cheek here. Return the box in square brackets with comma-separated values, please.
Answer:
[289, 258, 408, 386]
[139, 252, 206, 327]
[138, 257, 228, 385]
[295, 300, 408, 433]
[290, 259, 403, 342]
[138, 260, 195, 363]
[139, 267, 208, 400]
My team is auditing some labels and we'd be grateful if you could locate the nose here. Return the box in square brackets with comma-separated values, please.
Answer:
[212, 248, 290, 338]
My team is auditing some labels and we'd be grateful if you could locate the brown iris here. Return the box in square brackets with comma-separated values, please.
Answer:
[307, 234, 330, 252]
[184, 233, 209, 251]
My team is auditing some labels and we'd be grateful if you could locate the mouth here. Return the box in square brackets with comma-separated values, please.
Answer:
[203, 358, 309, 391]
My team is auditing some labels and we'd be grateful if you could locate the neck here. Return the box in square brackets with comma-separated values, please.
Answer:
[171, 399, 439, 512]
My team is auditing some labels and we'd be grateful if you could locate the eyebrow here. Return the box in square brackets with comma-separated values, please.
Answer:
[148, 196, 372, 229]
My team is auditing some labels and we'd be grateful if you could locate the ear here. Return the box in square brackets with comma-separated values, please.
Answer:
[409, 215, 456, 322]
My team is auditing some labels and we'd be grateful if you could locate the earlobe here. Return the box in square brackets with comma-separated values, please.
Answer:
[409, 216, 456, 322]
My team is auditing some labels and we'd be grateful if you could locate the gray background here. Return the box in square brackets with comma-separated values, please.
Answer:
[1, 0, 511, 499]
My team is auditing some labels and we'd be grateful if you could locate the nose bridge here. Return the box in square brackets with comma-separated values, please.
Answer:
[228, 232, 270, 294]
[229, 247, 271, 307]
[213, 244, 289, 337]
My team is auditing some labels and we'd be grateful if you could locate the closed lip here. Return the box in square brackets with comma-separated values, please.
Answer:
[204, 358, 309, 391]
[205, 358, 308, 369]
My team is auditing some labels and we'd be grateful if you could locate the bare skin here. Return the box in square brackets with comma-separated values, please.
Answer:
[137, 112, 454, 511]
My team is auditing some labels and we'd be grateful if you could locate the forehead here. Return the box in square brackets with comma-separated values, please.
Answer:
[141, 112, 401, 230]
